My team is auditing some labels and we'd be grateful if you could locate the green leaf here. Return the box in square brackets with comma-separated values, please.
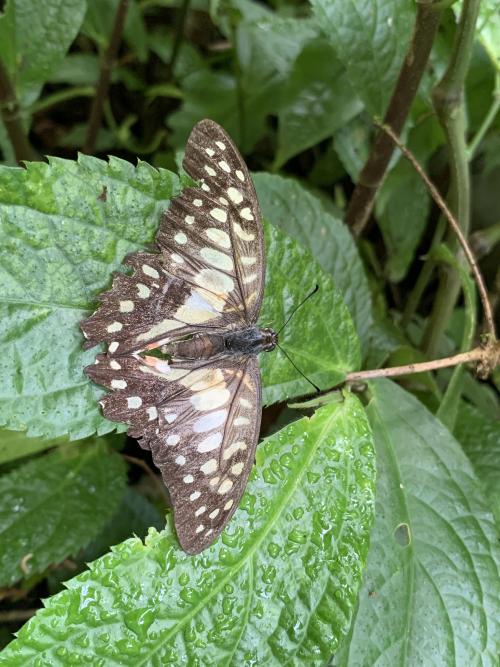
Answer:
[83, 0, 148, 62]
[336, 380, 500, 665]
[47, 54, 101, 86]
[455, 401, 500, 528]
[311, 0, 415, 115]
[275, 39, 363, 168]
[0, 430, 63, 465]
[260, 224, 360, 404]
[0, 0, 86, 107]
[0, 395, 376, 665]
[0, 156, 183, 440]
[0, 156, 359, 439]
[254, 172, 372, 353]
[0, 439, 127, 587]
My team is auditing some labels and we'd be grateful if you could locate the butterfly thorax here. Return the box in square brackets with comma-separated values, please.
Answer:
[166, 327, 277, 360]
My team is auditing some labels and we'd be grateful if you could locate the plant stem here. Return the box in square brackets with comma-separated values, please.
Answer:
[378, 121, 496, 342]
[345, 346, 491, 382]
[167, 0, 191, 79]
[29, 86, 95, 115]
[345, 1, 442, 236]
[467, 72, 500, 159]
[421, 0, 481, 357]
[0, 609, 39, 623]
[122, 454, 170, 506]
[83, 0, 129, 154]
[0, 60, 37, 162]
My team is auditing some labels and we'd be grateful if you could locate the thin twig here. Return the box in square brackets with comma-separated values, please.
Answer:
[345, 1, 442, 235]
[377, 120, 497, 342]
[0, 609, 39, 623]
[345, 346, 491, 383]
[0, 59, 37, 162]
[83, 0, 129, 154]
[122, 454, 170, 506]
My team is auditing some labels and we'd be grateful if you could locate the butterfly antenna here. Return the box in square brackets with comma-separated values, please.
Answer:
[276, 284, 319, 336]
[276, 343, 320, 393]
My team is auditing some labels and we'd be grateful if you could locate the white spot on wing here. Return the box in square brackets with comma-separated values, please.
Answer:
[175, 455, 186, 465]
[200, 459, 218, 475]
[111, 379, 127, 389]
[217, 479, 233, 494]
[146, 406, 158, 421]
[195, 268, 234, 294]
[223, 440, 247, 460]
[224, 499, 234, 510]
[234, 222, 255, 241]
[171, 253, 184, 264]
[197, 432, 223, 453]
[231, 462, 244, 476]
[185, 215, 195, 225]
[200, 248, 233, 272]
[241, 256, 256, 266]
[236, 170, 245, 181]
[216, 141, 226, 150]
[194, 410, 228, 433]
[196, 524, 204, 533]
[205, 148, 215, 157]
[239, 207, 254, 221]
[137, 283, 150, 299]
[190, 491, 201, 501]
[119, 300, 134, 313]
[107, 321, 122, 333]
[183, 475, 194, 484]
[174, 232, 187, 245]
[234, 416, 250, 426]
[110, 360, 121, 370]
[195, 506, 206, 516]
[137, 319, 184, 341]
[227, 187, 243, 204]
[219, 160, 231, 173]
[127, 396, 142, 409]
[190, 387, 230, 411]
[243, 273, 257, 284]
[142, 264, 159, 279]
[193, 199, 203, 207]
[206, 228, 230, 249]
[167, 434, 180, 446]
[205, 165, 216, 176]
[209, 508, 220, 519]
[240, 397, 251, 408]
[109, 341, 119, 353]
[210, 208, 227, 223]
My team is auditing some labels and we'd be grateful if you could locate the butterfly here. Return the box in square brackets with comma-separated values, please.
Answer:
[81, 119, 276, 554]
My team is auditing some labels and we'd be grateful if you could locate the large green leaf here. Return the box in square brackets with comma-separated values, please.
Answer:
[0, 430, 63, 465]
[455, 401, 500, 528]
[0, 395, 376, 665]
[310, 0, 415, 116]
[275, 39, 363, 168]
[0, 439, 127, 587]
[0, 0, 86, 107]
[336, 380, 500, 665]
[0, 156, 359, 439]
[254, 173, 372, 352]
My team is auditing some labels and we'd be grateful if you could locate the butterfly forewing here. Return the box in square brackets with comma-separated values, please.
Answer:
[81, 119, 268, 553]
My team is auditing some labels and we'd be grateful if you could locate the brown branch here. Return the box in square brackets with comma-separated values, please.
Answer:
[0, 60, 37, 162]
[83, 0, 129, 154]
[122, 454, 170, 506]
[345, 346, 495, 383]
[345, 1, 442, 235]
[377, 121, 497, 343]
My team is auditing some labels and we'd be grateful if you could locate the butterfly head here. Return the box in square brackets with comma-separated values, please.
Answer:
[260, 327, 278, 352]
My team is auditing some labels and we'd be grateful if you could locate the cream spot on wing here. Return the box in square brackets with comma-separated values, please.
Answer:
[185, 215, 195, 225]
[167, 434, 180, 446]
[224, 499, 234, 511]
[200, 459, 218, 475]
[200, 247, 233, 272]
[190, 491, 201, 501]
[109, 341, 119, 353]
[206, 227, 230, 249]
[142, 264, 159, 279]
[240, 397, 251, 408]
[182, 368, 225, 392]
[119, 300, 134, 313]
[146, 406, 158, 421]
[194, 288, 226, 312]
[165, 413, 177, 423]
[174, 232, 187, 245]
[239, 207, 254, 221]
[209, 476, 220, 487]
[194, 410, 228, 433]
[216, 141, 226, 150]
[223, 441, 247, 460]
[234, 416, 250, 426]
[107, 321, 122, 333]
[196, 524, 204, 533]
[110, 360, 121, 370]
[127, 396, 142, 409]
[183, 475, 194, 484]
[197, 432, 223, 453]
[205, 148, 215, 157]
[243, 273, 257, 284]
[227, 187, 243, 204]
[202, 183, 210, 192]
[175, 304, 218, 325]
[234, 222, 255, 241]
[111, 379, 127, 389]
[191, 387, 230, 411]
[171, 253, 184, 264]
[218, 479, 233, 494]
[231, 462, 244, 476]
[219, 197, 229, 206]
[241, 256, 256, 266]
[137, 283, 150, 299]
[210, 208, 227, 223]
[209, 508, 220, 519]
[193, 199, 203, 207]
[175, 455, 186, 465]
[205, 165, 216, 176]
[195, 506, 206, 516]
[236, 170, 245, 181]
[219, 160, 231, 173]
[137, 319, 184, 341]
[195, 268, 234, 294]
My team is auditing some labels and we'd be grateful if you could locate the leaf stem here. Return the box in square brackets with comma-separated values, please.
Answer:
[345, 1, 442, 235]
[377, 121, 496, 343]
[467, 72, 500, 159]
[421, 0, 481, 357]
[83, 0, 129, 154]
[0, 59, 38, 162]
